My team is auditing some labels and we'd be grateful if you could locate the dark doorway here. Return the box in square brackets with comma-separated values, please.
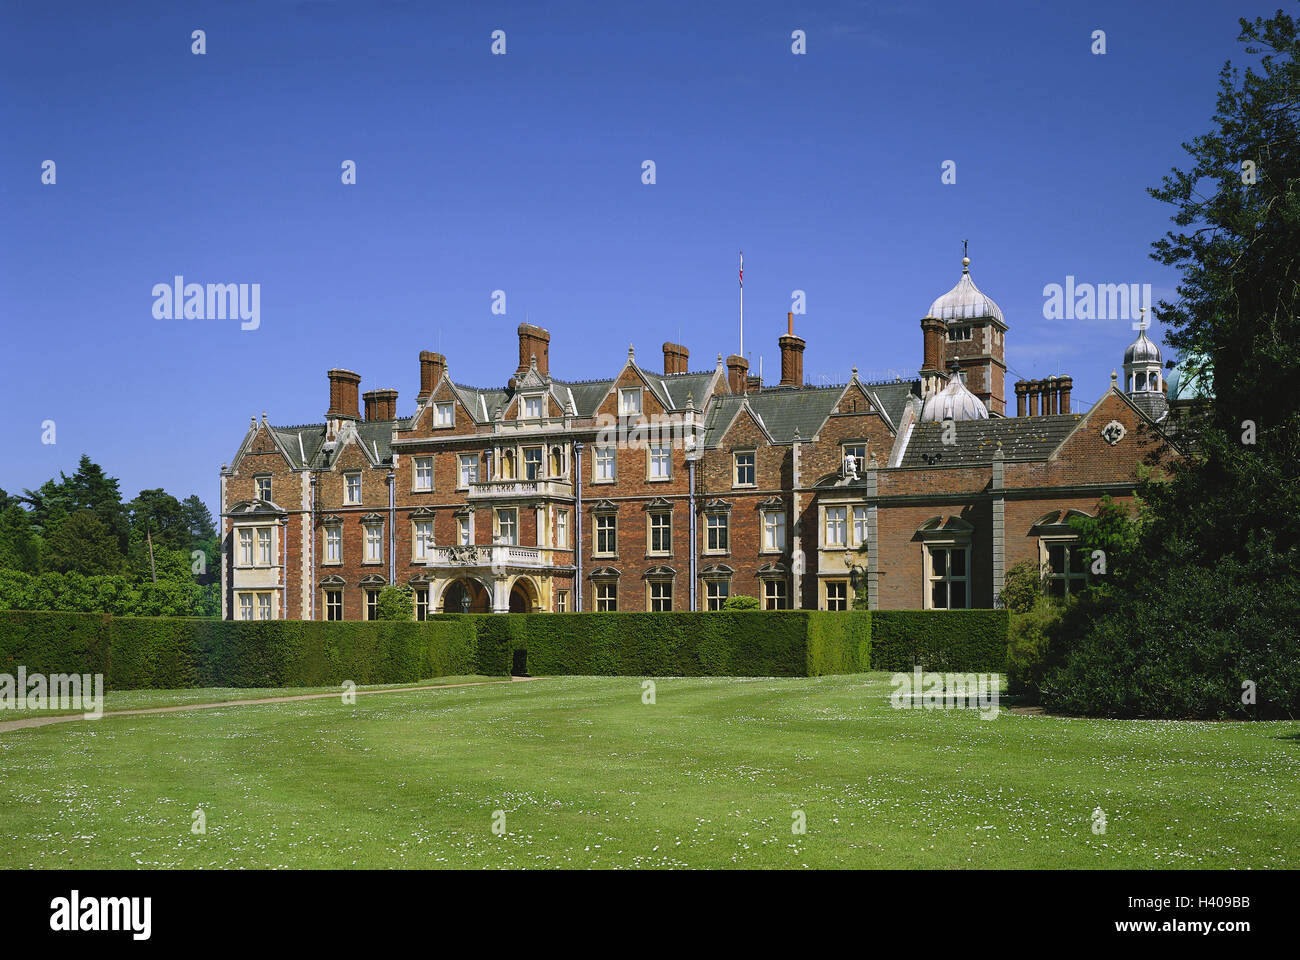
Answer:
[511, 648, 529, 677]
[441, 578, 489, 613]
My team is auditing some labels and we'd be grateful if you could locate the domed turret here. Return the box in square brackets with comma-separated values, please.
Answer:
[926, 256, 1004, 324]
[921, 368, 989, 422]
[1124, 328, 1162, 365]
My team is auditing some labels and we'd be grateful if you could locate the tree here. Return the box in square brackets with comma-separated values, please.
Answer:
[0, 505, 42, 573]
[1043, 11, 1300, 718]
[720, 594, 761, 611]
[375, 585, 414, 621]
[43, 510, 125, 576]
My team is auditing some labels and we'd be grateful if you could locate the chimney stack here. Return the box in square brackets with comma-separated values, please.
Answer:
[1027, 380, 1041, 417]
[327, 369, 362, 420]
[726, 354, 749, 394]
[363, 388, 398, 421]
[921, 316, 945, 374]
[516, 323, 551, 378]
[1015, 380, 1028, 417]
[1058, 376, 1073, 414]
[778, 312, 806, 387]
[1044, 376, 1057, 415]
[662, 342, 689, 375]
[417, 351, 446, 402]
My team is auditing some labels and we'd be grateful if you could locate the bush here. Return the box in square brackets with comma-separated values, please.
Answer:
[1040, 556, 1300, 719]
[1006, 597, 1062, 699]
[375, 585, 414, 621]
[999, 560, 1042, 614]
[720, 595, 761, 611]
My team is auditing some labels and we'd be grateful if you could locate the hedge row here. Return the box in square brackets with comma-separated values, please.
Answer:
[0, 608, 1008, 689]
[500, 612, 815, 677]
[0, 611, 476, 689]
[871, 610, 1009, 672]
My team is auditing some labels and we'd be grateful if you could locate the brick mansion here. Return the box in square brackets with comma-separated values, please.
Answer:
[220, 256, 1188, 620]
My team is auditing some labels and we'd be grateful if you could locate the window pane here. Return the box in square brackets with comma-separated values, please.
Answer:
[1048, 544, 1065, 574]
[950, 581, 966, 609]
[931, 580, 947, 609]
[950, 549, 966, 577]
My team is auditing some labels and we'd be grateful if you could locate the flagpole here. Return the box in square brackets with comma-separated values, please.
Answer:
[739, 250, 744, 358]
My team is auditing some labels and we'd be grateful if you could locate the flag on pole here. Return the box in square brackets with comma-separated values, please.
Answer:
[739, 251, 743, 287]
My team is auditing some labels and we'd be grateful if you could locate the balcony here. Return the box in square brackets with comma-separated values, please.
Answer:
[428, 543, 546, 569]
[466, 478, 573, 501]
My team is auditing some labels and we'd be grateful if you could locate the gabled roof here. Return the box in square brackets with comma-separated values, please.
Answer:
[898, 415, 1081, 467]
[701, 387, 844, 446]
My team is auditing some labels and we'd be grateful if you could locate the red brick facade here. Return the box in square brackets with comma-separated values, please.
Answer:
[221, 287, 1181, 620]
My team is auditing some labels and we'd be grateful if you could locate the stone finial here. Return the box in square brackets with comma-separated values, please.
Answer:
[530, 353, 538, 371]
[686, 392, 695, 411]
[851, 365, 859, 380]
[1111, 369, 1118, 386]
[628, 343, 635, 362]
[250, 415, 257, 430]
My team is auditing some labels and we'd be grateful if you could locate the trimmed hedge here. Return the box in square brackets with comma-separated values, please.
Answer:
[806, 611, 872, 675]
[871, 610, 1008, 673]
[506, 612, 813, 677]
[0, 611, 477, 689]
[0, 608, 1008, 688]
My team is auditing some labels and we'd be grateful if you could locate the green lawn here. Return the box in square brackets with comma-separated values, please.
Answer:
[1, 674, 1296, 868]
[0, 676, 497, 718]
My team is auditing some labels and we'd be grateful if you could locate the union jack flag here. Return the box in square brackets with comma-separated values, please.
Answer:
[739, 251, 743, 287]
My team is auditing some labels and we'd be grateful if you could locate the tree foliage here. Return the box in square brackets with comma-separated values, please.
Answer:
[1043, 11, 1300, 718]
[0, 456, 218, 618]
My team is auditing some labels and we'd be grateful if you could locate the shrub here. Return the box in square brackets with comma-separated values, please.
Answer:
[1005, 597, 1062, 699]
[375, 585, 414, 621]
[720, 595, 761, 611]
[999, 560, 1042, 614]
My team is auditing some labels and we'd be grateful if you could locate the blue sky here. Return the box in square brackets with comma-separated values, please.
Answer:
[0, 0, 1274, 513]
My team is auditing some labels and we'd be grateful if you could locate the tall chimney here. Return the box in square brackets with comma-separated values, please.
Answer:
[1015, 380, 1028, 418]
[1027, 380, 1041, 418]
[418, 351, 446, 401]
[778, 312, 806, 387]
[1058, 376, 1073, 414]
[1045, 376, 1059, 415]
[363, 388, 398, 421]
[921, 317, 945, 372]
[662, 342, 689, 375]
[726, 354, 749, 394]
[327, 369, 362, 420]
[516, 323, 551, 377]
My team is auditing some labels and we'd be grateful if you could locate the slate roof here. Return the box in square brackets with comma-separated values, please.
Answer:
[898, 414, 1081, 467]
[862, 380, 922, 432]
[702, 387, 841, 446]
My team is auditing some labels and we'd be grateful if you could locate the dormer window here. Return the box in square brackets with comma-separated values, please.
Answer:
[435, 402, 454, 427]
[254, 475, 271, 501]
[345, 472, 361, 504]
[523, 395, 543, 419]
[619, 387, 642, 415]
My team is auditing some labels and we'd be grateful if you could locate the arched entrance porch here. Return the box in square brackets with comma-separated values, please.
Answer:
[440, 577, 490, 613]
